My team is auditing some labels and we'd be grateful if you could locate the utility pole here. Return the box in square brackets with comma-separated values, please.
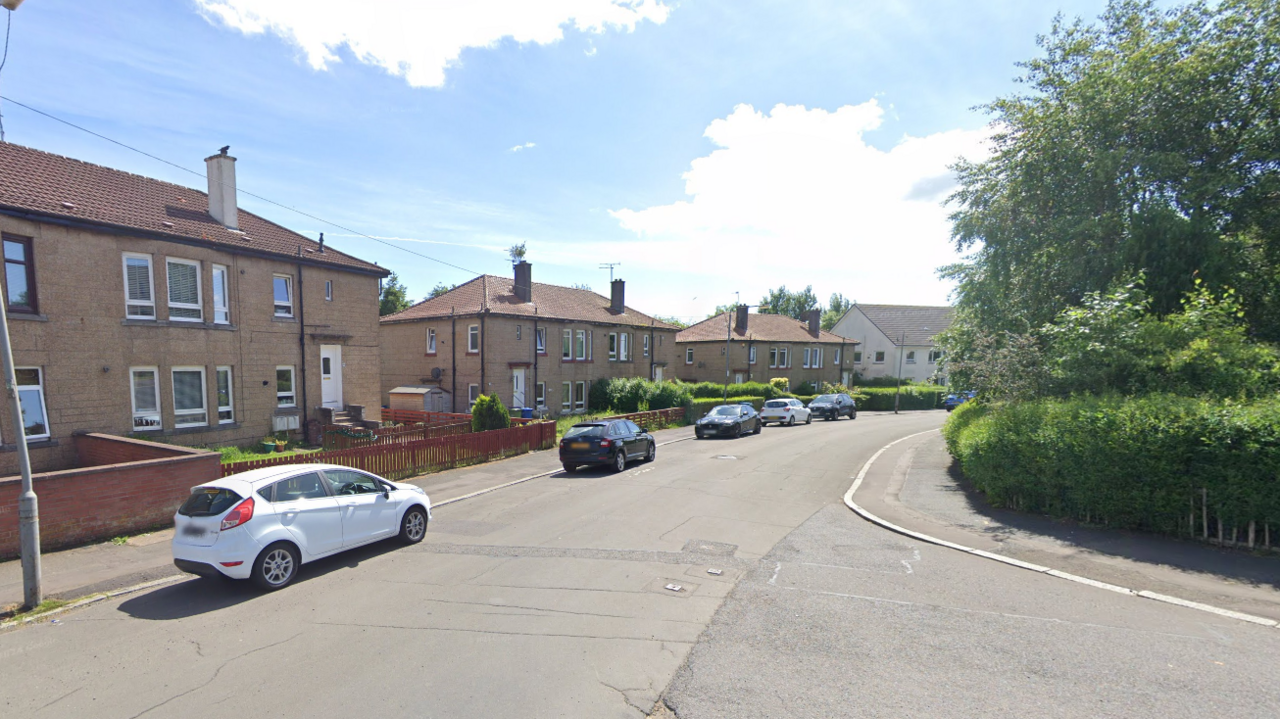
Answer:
[893, 331, 905, 414]
[722, 293, 739, 401]
[0, 292, 41, 608]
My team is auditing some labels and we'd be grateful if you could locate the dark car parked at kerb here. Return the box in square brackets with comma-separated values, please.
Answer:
[808, 393, 857, 420]
[560, 419, 655, 473]
[943, 390, 976, 411]
[695, 404, 763, 439]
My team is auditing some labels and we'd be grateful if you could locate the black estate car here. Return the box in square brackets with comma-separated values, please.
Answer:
[808, 393, 857, 420]
[560, 419, 655, 473]
[695, 404, 763, 439]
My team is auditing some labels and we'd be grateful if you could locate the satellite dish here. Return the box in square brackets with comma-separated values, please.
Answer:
[431, 367, 443, 380]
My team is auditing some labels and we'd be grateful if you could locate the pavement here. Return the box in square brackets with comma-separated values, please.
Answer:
[2, 413, 1277, 718]
[852, 429, 1280, 621]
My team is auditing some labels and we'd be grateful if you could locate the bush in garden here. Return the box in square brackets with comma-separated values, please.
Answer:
[770, 377, 790, 393]
[589, 377, 693, 414]
[471, 394, 511, 432]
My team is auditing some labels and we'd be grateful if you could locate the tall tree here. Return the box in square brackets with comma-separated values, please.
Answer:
[757, 285, 819, 320]
[946, 0, 1280, 339]
[427, 282, 455, 300]
[379, 272, 412, 316]
[822, 293, 853, 330]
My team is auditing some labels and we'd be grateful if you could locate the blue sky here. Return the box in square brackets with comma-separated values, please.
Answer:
[1, 0, 1139, 322]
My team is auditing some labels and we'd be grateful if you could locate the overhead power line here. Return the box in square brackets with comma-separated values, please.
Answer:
[0, 94, 485, 277]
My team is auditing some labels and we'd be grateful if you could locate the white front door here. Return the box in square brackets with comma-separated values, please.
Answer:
[734, 373, 744, 384]
[512, 368, 526, 407]
[320, 345, 343, 409]
[653, 366, 664, 382]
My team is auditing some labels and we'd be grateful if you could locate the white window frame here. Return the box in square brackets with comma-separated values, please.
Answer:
[834, 349, 841, 364]
[15, 367, 50, 441]
[643, 334, 650, 358]
[273, 274, 294, 318]
[468, 384, 480, 410]
[588, 331, 593, 360]
[609, 332, 618, 361]
[576, 330, 587, 361]
[535, 382, 546, 409]
[468, 324, 480, 353]
[874, 351, 885, 364]
[516, 325, 522, 341]
[215, 366, 234, 424]
[779, 347, 790, 368]
[853, 350, 863, 363]
[620, 333, 630, 362]
[686, 347, 694, 365]
[815, 348, 823, 368]
[749, 346, 757, 365]
[122, 252, 156, 319]
[212, 264, 230, 324]
[536, 327, 546, 354]
[165, 258, 203, 322]
[276, 365, 297, 407]
[906, 350, 917, 364]
[325, 279, 333, 301]
[928, 349, 942, 364]
[769, 348, 777, 368]
[427, 328, 437, 354]
[575, 381, 586, 411]
[562, 329, 572, 360]
[803, 348, 811, 369]
[171, 366, 208, 428]
[562, 381, 572, 411]
[130, 366, 162, 432]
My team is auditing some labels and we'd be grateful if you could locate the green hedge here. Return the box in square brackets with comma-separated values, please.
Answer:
[943, 395, 1280, 538]
[688, 396, 764, 419]
[856, 386, 948, 411]
[685, 381, 786, 400]
[589, 377, 693, 413]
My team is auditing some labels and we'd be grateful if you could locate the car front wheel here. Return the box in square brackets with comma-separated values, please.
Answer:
[399, 506, 428, 544]
[645, 442, 656, 462]
[252, 542, 299, 591]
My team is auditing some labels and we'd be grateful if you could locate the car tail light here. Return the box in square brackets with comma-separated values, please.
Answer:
[599, 439, 612, 448]
[220, 497, 255, 530]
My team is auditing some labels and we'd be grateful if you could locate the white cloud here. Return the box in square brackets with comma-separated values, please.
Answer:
[194, 0, 670, 88]
[510, 142, 537, 152]
[609, 101, 992, 307]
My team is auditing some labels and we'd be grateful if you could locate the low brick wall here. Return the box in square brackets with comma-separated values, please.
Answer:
[0, 433, 221, 559]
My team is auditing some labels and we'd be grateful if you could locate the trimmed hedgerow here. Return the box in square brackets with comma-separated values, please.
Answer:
[589, 377, 693, 414]
[686, 381, 785, 400]
[943, 395, 1280, 539]
[688, 396, 765, 419]
[855, 386, 948, 411]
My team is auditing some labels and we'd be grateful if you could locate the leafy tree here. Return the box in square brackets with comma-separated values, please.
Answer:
[655, 315, 689, 329]
[758, 285, 819, 320]
[708, 304, 737, 319]
[508, 242, 527, 265]
[946, 0, 1280, 340]
[822, 293, 853, 330]
[379, 272, 412, 316]
[427, 282, 455, 300]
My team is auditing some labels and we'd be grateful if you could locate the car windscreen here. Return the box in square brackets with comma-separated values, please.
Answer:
[813, 395, 838, 403]
[178, 487, 242, 517]
[710, 406, 740, 416]
[764, 400, 789, 408]
[565, 424, 607, 438]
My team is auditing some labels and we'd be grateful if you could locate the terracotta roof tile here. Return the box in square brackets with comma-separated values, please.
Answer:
[0, 142, 386, 275]
[677, 312, 853, 344]
[381, 274, 679, 330]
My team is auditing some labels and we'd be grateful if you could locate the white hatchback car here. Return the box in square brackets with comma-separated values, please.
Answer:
[759, 398, 812, 426]
[172, 463, 431, 590]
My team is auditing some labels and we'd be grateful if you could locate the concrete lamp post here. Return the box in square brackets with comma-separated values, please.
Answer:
[893, 327, 927, 415]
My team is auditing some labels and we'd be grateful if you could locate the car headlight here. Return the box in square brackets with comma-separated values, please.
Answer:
[408, 485, 426, 495]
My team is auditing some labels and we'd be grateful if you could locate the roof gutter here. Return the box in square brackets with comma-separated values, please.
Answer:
[0, 205, 390, 278]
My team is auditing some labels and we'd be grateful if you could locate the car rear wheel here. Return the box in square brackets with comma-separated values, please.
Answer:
[788, 415, 796, 426]
[252, 542, 299, 591]
[613, 450, 627, 473]
[754, 421, 762, 435]
[563, 463, 577, 473]
[399, 506, 428, 544]
[805, 414, 812, 425]
[850, 409, 857, 419]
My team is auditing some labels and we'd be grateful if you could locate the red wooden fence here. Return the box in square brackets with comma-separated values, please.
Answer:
[321, 421, 471, 451]
[223, 422, 556, 480]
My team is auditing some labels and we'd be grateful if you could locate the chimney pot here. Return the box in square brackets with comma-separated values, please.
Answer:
[610, 279, 625, 314]
[513, 261, 532, 303]
[735, 305, 749, 333]
[808, 308, 821, 336]
[205, 149, 238, 230]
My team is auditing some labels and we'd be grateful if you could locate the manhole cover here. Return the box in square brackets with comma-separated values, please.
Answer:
[713, 455, 738, 460]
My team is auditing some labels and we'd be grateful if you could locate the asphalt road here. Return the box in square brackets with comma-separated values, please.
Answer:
[2, 411, 1276, 718]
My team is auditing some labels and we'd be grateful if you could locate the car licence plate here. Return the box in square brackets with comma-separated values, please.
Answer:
[570, 442, 589, 450]
[181, 525, 207, 538]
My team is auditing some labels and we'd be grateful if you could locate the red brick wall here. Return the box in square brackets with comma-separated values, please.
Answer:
[0, 434, 221, 559]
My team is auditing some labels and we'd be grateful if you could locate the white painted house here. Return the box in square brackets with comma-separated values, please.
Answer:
[830, 304, 955, 384]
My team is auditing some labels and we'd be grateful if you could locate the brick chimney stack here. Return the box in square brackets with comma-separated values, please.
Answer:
[735, 305, 749, 333]
[513, 261, 532, 303]
[808, 309, 821, 336]
[205, 147, 238, 230]
[610, 279, 625, 314]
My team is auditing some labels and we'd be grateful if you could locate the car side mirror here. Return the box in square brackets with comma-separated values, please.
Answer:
[381, 487, 390, 499]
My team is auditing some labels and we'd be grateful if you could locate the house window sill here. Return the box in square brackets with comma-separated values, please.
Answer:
[8, 313, 48, 322]
[2, 438, 59, 451]
[122, 319, 238, 331]
[272, 316, 297, 324]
